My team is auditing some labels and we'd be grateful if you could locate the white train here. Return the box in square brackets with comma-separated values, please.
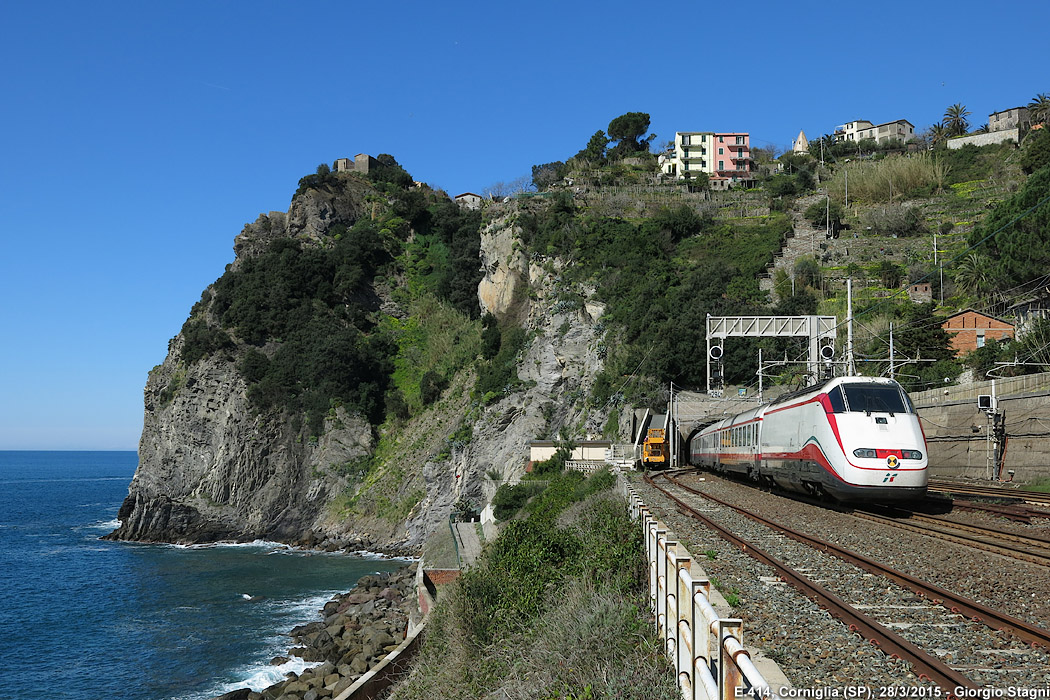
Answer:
[689, 376, 928, 502]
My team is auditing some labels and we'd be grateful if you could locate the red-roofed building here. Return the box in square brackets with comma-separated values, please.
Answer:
[942, 309, 1015, 355]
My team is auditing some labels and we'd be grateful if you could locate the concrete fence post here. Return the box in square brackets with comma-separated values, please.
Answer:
[672, 551, 691, 694]
[718, 618, 744, 700]
[658, 535, 675, 645]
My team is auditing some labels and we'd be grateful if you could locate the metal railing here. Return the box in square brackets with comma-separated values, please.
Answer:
[606, 443, 641, 463]
[622, 480, 781, 700]
[448, 515, 462, 570]
[565, 459, 606, 473]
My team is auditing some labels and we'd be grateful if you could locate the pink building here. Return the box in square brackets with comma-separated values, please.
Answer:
[710, 132, 754, 190]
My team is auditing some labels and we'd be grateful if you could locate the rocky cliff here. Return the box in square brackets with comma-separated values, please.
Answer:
[108, 174, 387, 547]
[108, 176, 608, 552]
[402, 212, 608, 547]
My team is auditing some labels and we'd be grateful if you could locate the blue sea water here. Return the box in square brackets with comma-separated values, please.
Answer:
[0, 451, 407, 700]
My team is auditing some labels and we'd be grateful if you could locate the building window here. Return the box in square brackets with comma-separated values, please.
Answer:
[977, 331, 986, 348]
[718, 148, 724, 155]
[719, 136, 724, 143]
[719, 160, 724, 170]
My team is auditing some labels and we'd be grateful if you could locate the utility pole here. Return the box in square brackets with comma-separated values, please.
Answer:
[889, 322, 895, 380]
[667, 381, 674, 468]
[846, 278, 853, 375]
[825, 195, 830, 241]
[758, 348, 764, 403]
[845, 169, 849, 208]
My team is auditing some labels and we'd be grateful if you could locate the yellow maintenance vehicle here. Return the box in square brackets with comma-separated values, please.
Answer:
[641, 414, 669, 468]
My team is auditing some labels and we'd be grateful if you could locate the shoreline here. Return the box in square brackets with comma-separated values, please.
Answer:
[207, 563, 419, 700]
[102, 525, 420, 561]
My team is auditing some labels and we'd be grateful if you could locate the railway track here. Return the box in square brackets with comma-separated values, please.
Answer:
[946, 498, 1050, 523]
[852, 507, 1050, 569]
[927, 479, 1050, 507]
[643, 470, 1050, 693]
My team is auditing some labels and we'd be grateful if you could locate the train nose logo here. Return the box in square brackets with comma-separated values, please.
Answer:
[886, 455, 899, 469]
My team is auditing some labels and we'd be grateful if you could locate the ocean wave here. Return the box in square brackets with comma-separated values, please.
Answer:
[179, 655, 322, 700]
[152, 539, 416, 561]
[79, 518, 121, 531]
[172, 591, 348, 700]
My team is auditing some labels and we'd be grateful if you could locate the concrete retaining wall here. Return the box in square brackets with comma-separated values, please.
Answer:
[915, 379, 1050, 481]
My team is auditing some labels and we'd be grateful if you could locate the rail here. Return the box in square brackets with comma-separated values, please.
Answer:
[927, 479, 1050, 506]
[657, 472, 1050, 653]
[622, 479, 780, 700]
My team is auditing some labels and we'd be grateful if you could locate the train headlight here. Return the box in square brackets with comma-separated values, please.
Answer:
[853, 448, 877, 458]
[901, 449, 923, 460]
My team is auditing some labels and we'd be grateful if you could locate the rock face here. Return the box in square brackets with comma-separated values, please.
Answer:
[233, 177, 373, 262]
[108, 333, 374, 544]
[401, 207, 608, 546]
[476, 214, 530, 322]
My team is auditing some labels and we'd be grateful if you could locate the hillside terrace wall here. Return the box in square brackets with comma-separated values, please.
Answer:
[946, 128, 1021, 149]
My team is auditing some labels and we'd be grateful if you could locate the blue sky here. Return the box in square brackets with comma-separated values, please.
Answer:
[2, 1, 1048, 450]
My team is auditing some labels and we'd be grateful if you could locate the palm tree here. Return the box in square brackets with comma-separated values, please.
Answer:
[953, 253, 993, 297]
[924, 123, 949, 148]
[942, 103, 971, 137]
[974, 123, 989, 134]
[1028, 93, 1050, 125]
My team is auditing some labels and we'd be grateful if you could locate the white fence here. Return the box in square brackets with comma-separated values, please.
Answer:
[623, 480, 781, 700]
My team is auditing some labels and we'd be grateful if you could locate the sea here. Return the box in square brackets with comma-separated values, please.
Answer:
[0, 451, 408, 700]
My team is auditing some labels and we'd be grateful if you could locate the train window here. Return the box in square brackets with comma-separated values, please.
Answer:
[826, 386, 846, 412]
[841, 383, 910, 414]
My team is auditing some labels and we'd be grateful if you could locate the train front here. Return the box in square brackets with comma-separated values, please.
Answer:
[821, 377, 928, 502]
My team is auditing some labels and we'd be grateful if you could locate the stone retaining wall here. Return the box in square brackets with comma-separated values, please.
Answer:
[946, 129, 1020, 149]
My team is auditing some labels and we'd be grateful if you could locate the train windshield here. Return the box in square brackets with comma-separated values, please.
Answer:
[839, 383, 913, 414]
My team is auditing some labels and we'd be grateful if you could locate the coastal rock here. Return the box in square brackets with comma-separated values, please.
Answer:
[106, 335, 375, 544]
[107, 174, 402, 548]
[208, 690, 252, 700]
[257, 566, 416, 699]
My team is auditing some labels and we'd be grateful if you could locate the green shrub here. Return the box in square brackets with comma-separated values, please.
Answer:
[456, 518, 582, 644]
[419, 370, 446, 405]
[475, 326, 528, 399]
[492, 482, 542, 521]
[388, 477, 678, 700]
[804, 199, 843, 229]
[1021, 128, 1050, 174]
[181, 319, 233, 365]
[863, 203, 928, 237]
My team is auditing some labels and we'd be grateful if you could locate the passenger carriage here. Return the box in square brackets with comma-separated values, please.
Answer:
[690, 376, 927, 502]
